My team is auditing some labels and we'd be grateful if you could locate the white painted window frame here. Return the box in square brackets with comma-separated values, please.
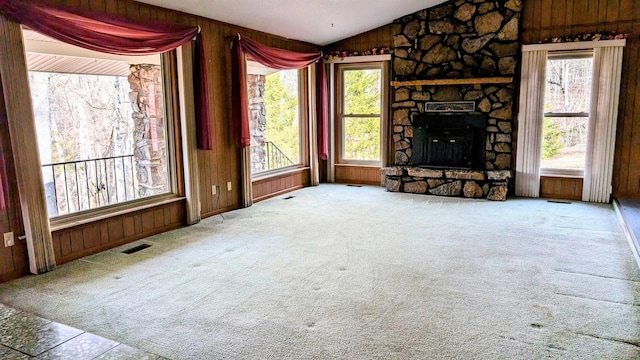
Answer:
[327, 55, 390, 181]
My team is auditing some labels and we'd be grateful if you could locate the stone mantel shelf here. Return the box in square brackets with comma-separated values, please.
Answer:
[391, 77, 513, 87]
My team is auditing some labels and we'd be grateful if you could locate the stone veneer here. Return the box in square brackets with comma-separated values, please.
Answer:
[247, 74, 267, 173]
[384, 0, 522, 201]
[128, 64, 168, 197]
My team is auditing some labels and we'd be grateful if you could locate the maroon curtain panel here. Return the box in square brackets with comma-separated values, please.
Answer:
[232, 36, 328, 157]
[0, 0, 213, 149]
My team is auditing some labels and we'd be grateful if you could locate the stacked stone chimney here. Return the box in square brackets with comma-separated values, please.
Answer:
[383, 0, 522, 200]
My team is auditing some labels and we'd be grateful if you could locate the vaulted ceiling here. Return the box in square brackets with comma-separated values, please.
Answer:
[134, 0, 449, 46]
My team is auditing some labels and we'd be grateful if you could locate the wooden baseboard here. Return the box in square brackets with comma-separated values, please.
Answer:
[201, 205, 239, 219]
[56, 222, 184, 265]
[253, 185, 305, 203]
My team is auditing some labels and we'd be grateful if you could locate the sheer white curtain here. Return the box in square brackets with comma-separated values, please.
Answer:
[515, 48, 547, 197]
[583, 44, 625, 202]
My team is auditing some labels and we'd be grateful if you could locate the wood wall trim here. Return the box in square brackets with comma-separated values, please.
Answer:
[391, 77, 513, 87]
[0, 16, 56, 274]
[253, 185, 305, 203]
[177, 44, 201, 225]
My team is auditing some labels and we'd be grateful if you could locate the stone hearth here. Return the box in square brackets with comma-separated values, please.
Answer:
[383, 0, 521, 201]
[382, 167, 511, 200]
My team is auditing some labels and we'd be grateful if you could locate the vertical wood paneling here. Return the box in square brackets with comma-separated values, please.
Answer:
[335, 166, 381, 185]
[250, 169, 311, 204]
[108, 219, 124, 241]
[50, 200, 186, 264]
[82, 225, 101, 249]
[70, 229, 83, 254]
[59, 232, 71, 258]
[540, 176, 583, 200]
[123, 216, 135, 237]
[100, 223, 109, 245]
[325, 25, 394, 53]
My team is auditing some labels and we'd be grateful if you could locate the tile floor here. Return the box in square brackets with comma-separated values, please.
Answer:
[0, 303, 166, 359]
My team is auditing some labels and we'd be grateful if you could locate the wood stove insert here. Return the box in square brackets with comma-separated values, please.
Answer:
[410, 113, 487, 169]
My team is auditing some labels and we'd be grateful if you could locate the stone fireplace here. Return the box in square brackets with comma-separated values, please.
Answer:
[382, 0, 521, 201]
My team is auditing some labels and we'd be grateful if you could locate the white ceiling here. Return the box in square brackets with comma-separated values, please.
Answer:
[134, 0, 448, 46]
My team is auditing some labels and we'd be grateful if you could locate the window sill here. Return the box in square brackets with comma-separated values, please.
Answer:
[49, 194, 185, 232]
[540, 168, 584, 178]
[252, 166, 310, 182]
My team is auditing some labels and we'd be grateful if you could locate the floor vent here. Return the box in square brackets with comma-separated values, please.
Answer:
[347, 184, 362, 187]
[122, 243, 151, 254]
[283, 196, 295, 200]
[547, 199, 572, 204]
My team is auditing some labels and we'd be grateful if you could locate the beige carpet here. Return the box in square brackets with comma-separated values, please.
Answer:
[1, 184, 639, 359]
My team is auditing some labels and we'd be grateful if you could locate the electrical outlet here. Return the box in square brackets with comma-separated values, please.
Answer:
[212, 185, 217, 195]
[227, 181, 232, 191]
[4, 232, 14, 247]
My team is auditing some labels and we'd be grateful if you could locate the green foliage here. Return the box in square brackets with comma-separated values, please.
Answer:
[344, 117, 380, 161]
[344, 69, 380, 115]
[542, 117, 564, 159]
[264, 71, 300, 163]
[342, 69, 381, 161]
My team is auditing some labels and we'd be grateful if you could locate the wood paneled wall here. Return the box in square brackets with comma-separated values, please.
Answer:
[335, 165, 382, 185]
[0, 0, 319, 281]
[540, 176, 583, 200]
[521, 0, 640, 199]
[0, 74, 28, 282]
[326, 24, 395, 53]
[52, 200, 185, 264]
[252, 169, 310, 203]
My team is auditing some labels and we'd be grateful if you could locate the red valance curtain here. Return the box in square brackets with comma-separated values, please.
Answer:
[0, 0, 212, 149]
[232, 36, 328, 160]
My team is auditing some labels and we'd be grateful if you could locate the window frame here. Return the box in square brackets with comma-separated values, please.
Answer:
[540, 50, 594, 178]
[250, 67, 310, 181]
[335, 62, 385, 166]
[22, 28, 184, 229]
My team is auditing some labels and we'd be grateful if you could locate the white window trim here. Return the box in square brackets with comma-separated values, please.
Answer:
[328, 56, 390, 182]
[326, 54, 391, 64]
[250, 67, 309, 180]
[522, 39, 626, 52]
[334, 62, 388, 167]
[540, 168, 584, 178]
[540, 52, 592, 178]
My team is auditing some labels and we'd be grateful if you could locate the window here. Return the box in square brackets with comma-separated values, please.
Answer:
[23, 29, 175, 218]
[541, 52, 593, 176]
[247, 62, 304, 175]
[337, 64, 383, 165]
